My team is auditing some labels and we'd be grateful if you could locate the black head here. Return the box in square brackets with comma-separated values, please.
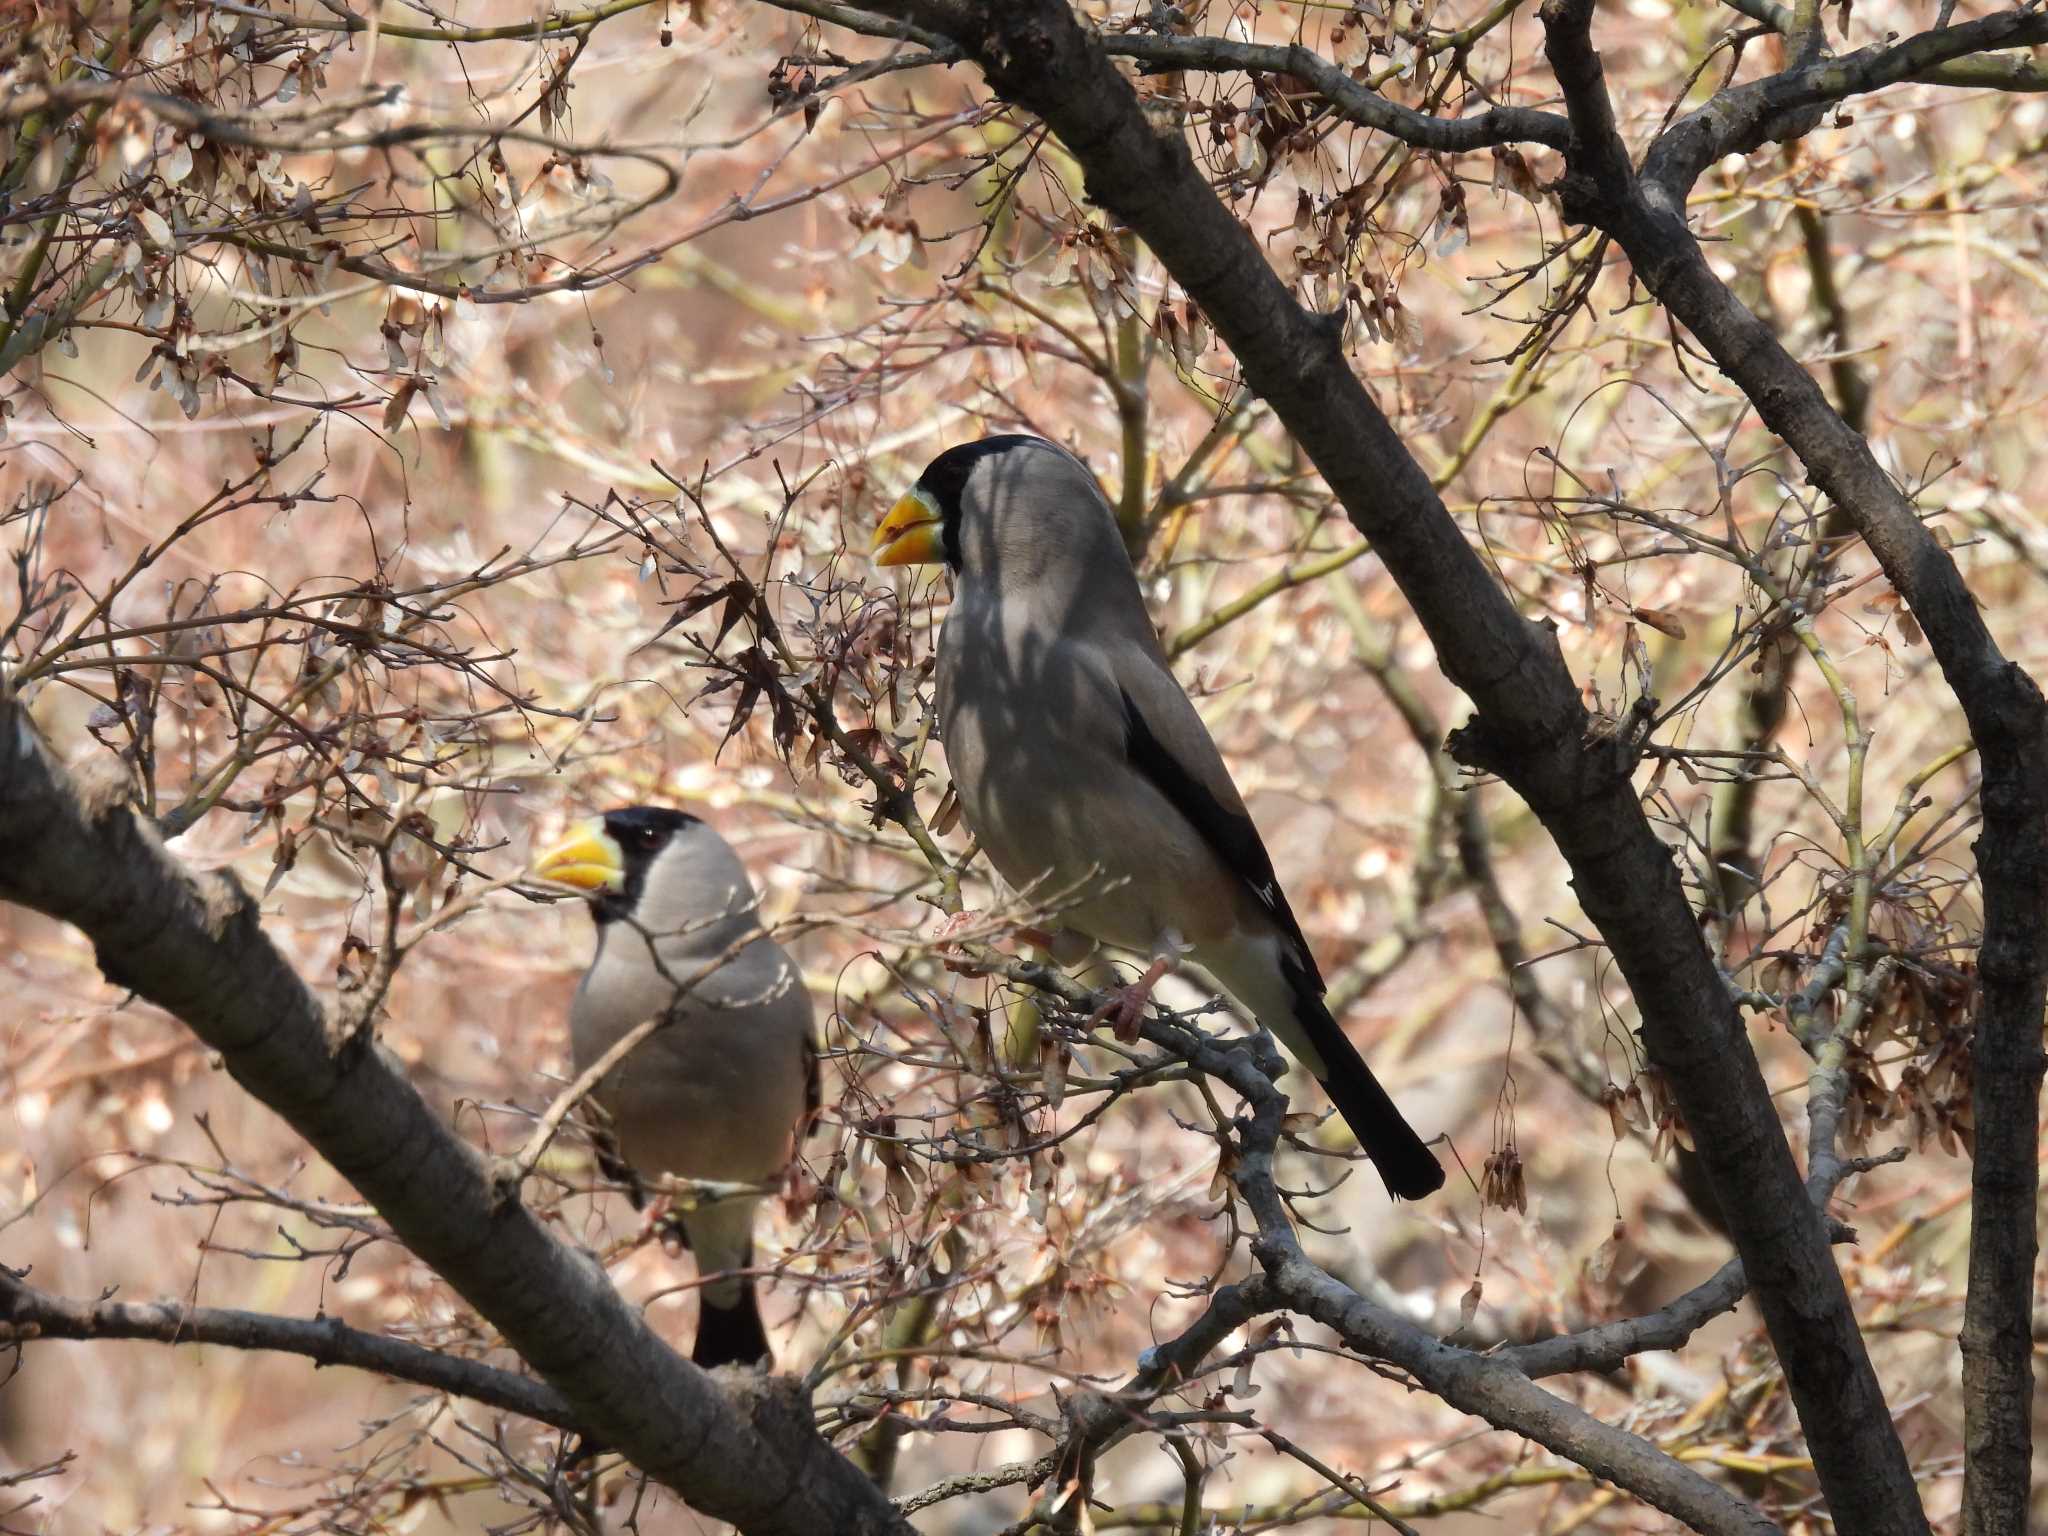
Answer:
[912, 434, 1053, 571]
[595, 805, 700, 924]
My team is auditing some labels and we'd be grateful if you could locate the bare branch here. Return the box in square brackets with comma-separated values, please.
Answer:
[1104, 34, 1572, 153]
[1643, 11, 2048, 199]
[0, 1265, 580, 1430]
[1496, 1260, 1747, 1380]
[0, 688, 913, 1536]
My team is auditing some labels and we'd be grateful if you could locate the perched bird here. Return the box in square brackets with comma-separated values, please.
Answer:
[534, 807, 816, 1367]
[872, 435, 1444, 1199]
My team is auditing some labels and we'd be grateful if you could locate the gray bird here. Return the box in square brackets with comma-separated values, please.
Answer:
[871, 435, 1444, 1199]
[534, 807, 816, 1367]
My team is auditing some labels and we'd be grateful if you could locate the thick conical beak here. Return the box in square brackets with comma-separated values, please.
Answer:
[871, 486, 944, 567]
[532, 819, 625, 892]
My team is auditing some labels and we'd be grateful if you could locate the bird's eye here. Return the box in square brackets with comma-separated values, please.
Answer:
[632, 828, 662, 851]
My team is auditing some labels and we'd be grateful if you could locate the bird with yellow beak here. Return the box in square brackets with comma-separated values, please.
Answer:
[871, 436, 1442, 1200]
[534, 807, 817, 1366]
[872, 482, 948, 568]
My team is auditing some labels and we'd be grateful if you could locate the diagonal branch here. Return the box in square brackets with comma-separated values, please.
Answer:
[927, 957, 1771, 1531]
[835, 1, 1925, 1530]
[1711, 0, 2048, 88]
[1104, 34, 1571, 152]
[1257, 1248, 1774, 1535]
[0, 689, 913, 1536]
[1642, 9, 2048, 200]
[0, 1266, 581, 1430]
[1540, 8, 2047, 1535]
[1496, 1259, 1746, 1381]
[1151, 1016, 1775, 1536]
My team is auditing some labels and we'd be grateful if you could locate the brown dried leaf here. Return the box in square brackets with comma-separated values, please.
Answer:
[1457, 1277, 1483, 1331]
[1481, 1145, 1526, 1214]
[381, 378, 418, 432]
[1632, 604, 1687, 638]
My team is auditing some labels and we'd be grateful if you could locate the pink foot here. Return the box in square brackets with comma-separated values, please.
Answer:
[933, 909, 987, 975]
[1085, 955, 1173, 1043]
[637, 1195, 689, 1255]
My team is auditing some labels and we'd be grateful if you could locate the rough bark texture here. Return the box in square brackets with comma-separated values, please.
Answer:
[1600, 186, 2047, 1536]
[866, 1, 1950, 1529]
[1139, 1017, 1780, 1536]
[0, 1269, 582, 1429]
[1535, 4, 2048, 1528]
[0, 694, 914, 1536]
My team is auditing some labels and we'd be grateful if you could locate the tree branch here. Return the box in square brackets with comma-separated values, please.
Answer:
[0, 1266, 580, 1430]
[0, 689, 912, 1536]
[1496, 1259, 1747, 1380]
[1541, 7, 2048, 1533]
[841, 1, 1926, 1529]
[1642, 10, 2048, 200]
[1156, 1019, 1775, 1536]
[931, 954, 1773, 1531]
[1258, 1249, 1774, 1535]
[1104, 34, 1571, 152]
[1714, 0, 2048, 88]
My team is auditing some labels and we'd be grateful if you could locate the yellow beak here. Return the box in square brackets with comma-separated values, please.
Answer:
[871, 487, 945, 567]
[532, 819, 625, 892]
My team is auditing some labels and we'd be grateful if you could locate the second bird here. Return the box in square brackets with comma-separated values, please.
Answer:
[535, 807, 815, 1367]
[872, 435, 1444, 1199]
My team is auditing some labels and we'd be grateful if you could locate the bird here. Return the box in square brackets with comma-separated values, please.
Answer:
[533, 806, 817, 1367]
[871, 434, 1444, 1199]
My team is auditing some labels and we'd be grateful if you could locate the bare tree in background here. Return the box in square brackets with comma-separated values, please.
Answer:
[2, 0, 2045, 1532]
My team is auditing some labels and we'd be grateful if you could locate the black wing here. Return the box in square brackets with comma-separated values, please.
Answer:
[802, 1030, 823, 1137]
[1121, 690, 1442, 1196]
[1118, 686, 1324, 991]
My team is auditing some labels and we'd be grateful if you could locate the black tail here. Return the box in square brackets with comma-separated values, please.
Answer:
[1285, 964, 1444, 1199]
[692, 1281, 772, 1370]
[1315, 1062, 1446, 1200]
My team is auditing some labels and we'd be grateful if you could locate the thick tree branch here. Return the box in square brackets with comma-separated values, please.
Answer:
[1104, 34, 1571, 152]
[1600, 196, 2046, 1536]
[1716, 0, 2048, 87]
[947, 959, 1772, 1531]
[0, 1267, 580, 1430]
[1542, 8, 2048, 1534]
[1912, 51, 2048, 90]
[1537, 0, 1635, 193]
[842, 1, 1925, 1530]
[1643, 11, 2048, 200]
[0, 691, 911, 1536]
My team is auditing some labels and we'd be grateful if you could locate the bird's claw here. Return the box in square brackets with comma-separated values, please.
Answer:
[1085, 955, 1173, 1043]
[933, 908, 991, 974]
[637, 1195, 692, 1255]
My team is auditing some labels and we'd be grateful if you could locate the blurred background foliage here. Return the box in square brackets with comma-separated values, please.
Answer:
[1, 0, 2042, 1528]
